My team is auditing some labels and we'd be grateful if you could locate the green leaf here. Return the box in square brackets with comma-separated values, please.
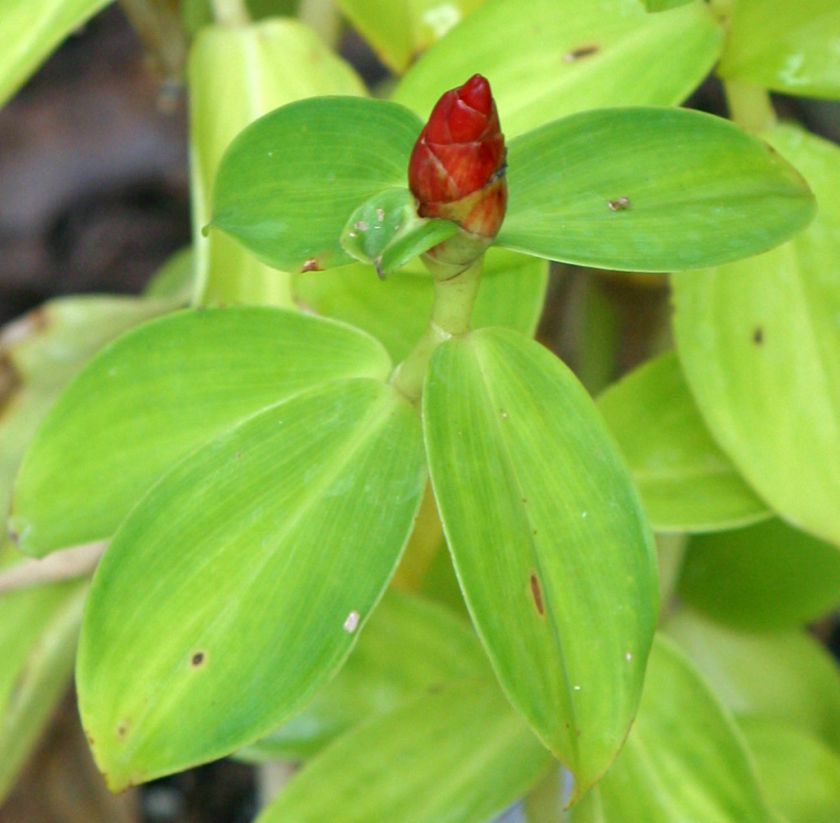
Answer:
[393, 0, 723, 139]
[294, 246, 548, 363]
[336, 0, 485, 74]
[679, 519, 840, 631]
[571, 636, 771, 823]
[189, 19, 365, 306]
[240, 590, 488, 761]
[0, 296, 176, 516]
[423, 327, 657, 798]
[498, 107, 816, 272]
[256, 681, 552, 823]
[643, 0, 694, 9]
[0, 569, 86, 802]
[666, 608, 840, 753]
[740, 718, 840, 823]
[212, 97, 422, 273]
[339, 187, 458, 277]
[597, 352, 770, 532]
[0, 0, 112, 108]
[718, 0, 840, 99]
[142, 247, 194, 301]
[672, 125, 840, 546]
[12, 308, 391, 556]
[77, 379, 426, 789]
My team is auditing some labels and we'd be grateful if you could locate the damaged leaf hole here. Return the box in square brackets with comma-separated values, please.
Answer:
[191, 651, 206, 667]
[608, 196, 631, 212]
[529, 572, 545, 616]
[343, 610, 360, 633]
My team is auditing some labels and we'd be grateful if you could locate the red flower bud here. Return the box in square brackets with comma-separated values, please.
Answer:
[409, 74, 507, 242]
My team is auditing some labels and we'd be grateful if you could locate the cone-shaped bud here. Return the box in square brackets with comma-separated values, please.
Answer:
[408, 74, 507, 274]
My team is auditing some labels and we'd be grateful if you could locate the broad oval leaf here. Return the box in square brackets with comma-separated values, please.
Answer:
[498, 107, 816, 272]
[571, 636, 772, 823]
[293, 246, 548, 362]
[0, 0, 111, 108]
[740, 718, 840, 823]
[240, 590, 488, 761]
[718, 0, 840, 99]
[0, 561, 86, 802]
[212, 97, 422, 273]
[393, 0, 723, 139]
[597, 352, 770, 532]
[666, 608, 840, 753]
[423, 327, 658, 798]
[679, 518, 840, 631]
[256, 681, 552, 823]
[672, 125, 840, 546]
[0, 295, 176, 516]
[77, 379, 426, 790]
[336, 0, 484, 74]
[11, 308, 391, 556]
[189, 19, 365, 306]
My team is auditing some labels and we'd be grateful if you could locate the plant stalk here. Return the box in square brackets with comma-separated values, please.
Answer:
[724, 78, 777, 134]
[391, 257, 483, 402]
[211, 0, 250, 26]
[0, 542, 107, 594]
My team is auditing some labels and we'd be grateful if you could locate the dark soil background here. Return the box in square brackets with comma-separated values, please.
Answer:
[0, 7, 838, 823]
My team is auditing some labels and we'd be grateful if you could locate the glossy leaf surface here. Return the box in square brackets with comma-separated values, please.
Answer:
[294, 246, 548, 362]
[78, 379, 426, 789]
[336, 0, 484, 74]
[498, 108, 815, 272]
[393, 0, 722, 139]
[0, 566, 86, 801]
[719, 0, 840, 99]
[12, 308, 390, 555]
[212, 98, 422, 273]
[740, 718, 840, 823]
[598, 352, 769, 532]
[257, 681, 552, 823]
[241, 590, 488, 761]
[0, 0, 111, 108]
[667, 609, 840, 752]
[571, 636, 770, 823]
[0, 296, 176, 514]
[679, 519, 840, 631]
[673, 125, 840, 546]
[190, 19, 364, 306]
[423, 327, 657, 797]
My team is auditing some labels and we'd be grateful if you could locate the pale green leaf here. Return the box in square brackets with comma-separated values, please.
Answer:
[190, 19, 365, 306]
[337, 0, 485, 74]
[294, 246, 548, 362]
[212, 97, 422, 273]
[0, 570, 86, 802]
[0, 296, 176, 516]
[666, 608, 840, 753]
[719, 0, 840, 99]
[498, 107, 816, 272]
[77, 379, 426, 789]
[673, 125, 840, 545]
[240, 590, 488, 761]
[423, 327, 657, 798]
[571, 636, 771, 823]
[12, 308, 391, 556]
[740, 718, 840, 823]
[643, 0, 694, 10]
[0, 0, 112, 108]
[679, 519, 840, 631]
[393, 0, 723, 139]
[256, 681, 552, 823]
[597, 352, 769, 532]
[142, 247, 194, 301]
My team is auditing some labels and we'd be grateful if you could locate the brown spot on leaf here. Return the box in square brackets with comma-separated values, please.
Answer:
[753, 326, 764, 345]
[116, 721, 130, 739]
[301, 258, 322, 273]
[191, 651, 206, 667]
[563, 44, 600, 63]
[608, 196, 631, 212]
[529, 573, 545, 616]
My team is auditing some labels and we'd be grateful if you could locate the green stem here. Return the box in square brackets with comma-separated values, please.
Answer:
[211, 0, 249, 26]
[118, 0, 188, 81]
[724, 78, 776, 133]
[391, 257, 483, 402]
[298, 0, 342, 47]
